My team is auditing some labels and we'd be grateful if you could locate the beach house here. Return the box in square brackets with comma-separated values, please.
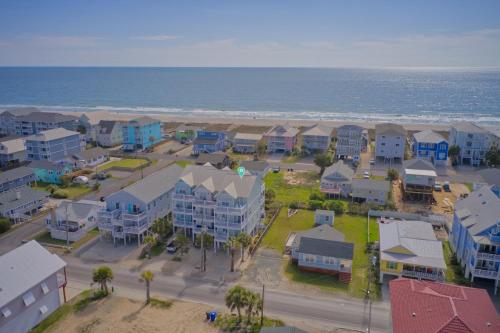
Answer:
[0, 137, 26, 167]
[172, 164, 265, 249]
[0, 186, 48, 222]
[175, 124, 200, 142]
[402, 159, 437, 201]
[449, 185, 500, 294]
[122, 116, 162, 151]
[0, 107, 36, 136]
[301, 125, 332, 153]
[0, 167, 35, 193]
[46, 199, 105, 242]
[239, 160, 270, 178]
[71, 147, 110, 169]
[351, 179, 391, 205]
[233, 132, 263, 154]
[25, 128, 83, 163]
[96, 120, 125, 147]
[97, 164, 183, 245]
[264, 125, 299, 154]
[449, 122, 492, 166]
[320, 161, 354, 198]
[389, 278, 500, 333]
[195, 152, 230, 169]
[13, 110, 79, 136]
[476, 168, 500, 197]
[0, 241, 67, 333]
[28, 160, 73, 185]
[411, 129, 449, 166]
[374, 123, 406, 163]
[193, 130, 226, 155]
[335, 125, 367, 163]
[379, 220, 446, 283]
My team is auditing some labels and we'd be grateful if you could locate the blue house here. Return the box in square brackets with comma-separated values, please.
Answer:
[25, 128, 83, 163]
[449, 185, 500, 294]
[193, 130, 226, 155]
[28, 160, 73, 184]
[411, 129, 448, 166]
[122, 117, 162, 151]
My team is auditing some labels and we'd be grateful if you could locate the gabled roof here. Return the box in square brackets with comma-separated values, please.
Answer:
[451, 122, 488, 134]
[403, 158, 436, 171]
[0, 241, 66, 308]
[379, 220, 446, 269]
[128, 116, 159, 127]
[337, 124, 364, 133]
[239, 160, 270, 173]
[1, 107, 39, 117]
[98, 120, 124, 134]
[26, 128, 80, 141]
[234, 132, 263, 141]
[266, 124, 299, 138]
[56, 200, 105, 222]
[0, 167, 34, 184]
[413, 129, 447, 144]
[196, 152, 228, 165]
[16, 111, 78, 123]
[121, 164, 183, 204]
[454, 185, 500, 236]
[375, 123, 406, 136]
[298, 237, 354, 260]
[73, 147, 109, 161]
[292, 224, 345, 249]
[322, 161, 354, 181]
[0, 186, 48, 212]
[352, 179, 390, 192]
[390, 278, 500, 333]
[302, 124, 332, 137]
[0, 138, 25, 154]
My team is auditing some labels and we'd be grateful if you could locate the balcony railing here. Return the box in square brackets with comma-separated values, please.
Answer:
[476, 252, 500, 261]
[474, 268, 499, 278]
[194, 199, 216, 206]
[402, 269, 444, 281]
[97, 222, 113, 231]
[173, 193, 194, 200]
[122, 211, 147, 222]
[123, 223, 149, 234]
[215, 206, 245, 214]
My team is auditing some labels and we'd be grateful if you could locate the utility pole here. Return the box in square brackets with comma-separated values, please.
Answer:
[260, 284, 265, 326]
[65, 203, 69, 247]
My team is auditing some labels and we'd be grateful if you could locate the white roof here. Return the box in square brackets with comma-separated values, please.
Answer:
[302, 125, 332, 137]
[234, 132, 263, 141]
[413, 129, 447, 144]
[0, 241, 66, 308]
[404, 169, 437, 177]
[0, 138, 25, 154]
[26, 128, 80, 142]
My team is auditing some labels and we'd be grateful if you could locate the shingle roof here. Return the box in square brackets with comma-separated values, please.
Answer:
[390, 278, 500, 333]
[451, 122, 488, 134]
[0, 240, 66, 308]
[0, 167, 34, 184]
[121, 164, 183, 203]
[0, 186, 48, 212]
[292, 224, 345, 249]
[239, 160, 270, 172]
[302, 125, 332, 137]
[16, 111, 78, 123]
[375, 123, 406, 136]
[56, 200, 105, 222]
[337, 124, 364, 133]
[0, 138, 25, 154]
[322, 161, 354, 181]
[298, 237, 354, 260]
[196, 152, 228, 165]
[413, 129, 447, 144]
[74, 147, 109, 161]
[98, 120, 123, 134]
[234, 132, 263, 141]
[379, 220, 446, 269]
[352, 179, 390, 192]
[26, 128, 80, 141]
[128, 116, 159, 127]
[1, 107, 39, 117]
[266, 125, 299, 138]
[403, 158, 436, 171]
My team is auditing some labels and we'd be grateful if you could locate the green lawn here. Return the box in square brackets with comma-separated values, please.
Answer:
[97, 158, 149, 171]
[442, 241, 469, 285]
[32, 183, 93, 200]
[34, 228, 99, 249]
[465, 182, 473, 192]
[264, 171, 320, 205]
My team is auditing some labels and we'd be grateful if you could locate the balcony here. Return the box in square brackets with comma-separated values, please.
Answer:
[97, 222, 113, 231]
[194, 199, 216, 206]
[123, 223, 149, 234]
[476, 252, 500, 261]
[474, 268, 499, 279]
[215, 206, 245, 214]
[402, 269, 444, 281]
[215, 231, 228, 241]
[98, 209, 120, 222]
[122, 211, 147, 224]
[173, 193, 194, 200]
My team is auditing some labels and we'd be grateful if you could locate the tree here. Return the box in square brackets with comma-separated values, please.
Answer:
[265, 189, 276, 206]
[174, 234, 189, 256]
[485, 145, 500, 167]
[0, 218, 11, 234]
[387, 168, 399, 181]
[92, 266, 113, 294]
[151, 217, 172, 241]
[313, 153, 332, 175]
[225, 285, 246, 322]
[225, 236, 240, 272]
[143, 235, 157, 258]
[448, 145, 461, 166]
[76, 124, 87, 135]
[243, 289, 262, 324]
[140, 270, 154, 304]
[237, 233, 252, 262]
[256, 140, 267, 157]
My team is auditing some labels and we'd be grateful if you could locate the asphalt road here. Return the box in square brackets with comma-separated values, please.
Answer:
[0, 212, 47, 255]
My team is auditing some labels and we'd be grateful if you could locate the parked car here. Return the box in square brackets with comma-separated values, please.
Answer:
[272, 166, 281, 173]
[96, 172, 107, 180]
[369, 159, 375, 165]
[434, 181, 442, 191]
[363, 170, 370, 179]
[73, 175, 89, 184]
[166, 239, 178, 253]
[443, 181, 451, 192]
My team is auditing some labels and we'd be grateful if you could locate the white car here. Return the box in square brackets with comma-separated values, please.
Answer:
[73, 175, 89, 184]
[369, 159, 375, 165]
[363, 170, 370, 179]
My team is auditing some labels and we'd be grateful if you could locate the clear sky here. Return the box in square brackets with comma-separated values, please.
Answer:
[1, 0, 499, 67]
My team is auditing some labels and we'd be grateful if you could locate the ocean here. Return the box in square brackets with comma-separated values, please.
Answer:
[0, 67, 499, 125]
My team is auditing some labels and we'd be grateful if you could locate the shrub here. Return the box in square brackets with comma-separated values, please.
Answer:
[309, 191, 325, 201]
[46, 184, 59, 194]
[149, 297, 173, 309]
[59, 175, 72, 187]
[106, 173, 112, 178]
[288, 201, 300, 209]
[308, 199, 323, 210]
[73, 289, 107, 312]
[323, 200, 344, 214]
[52, 189, 69, 199]
[387, 168, 399, 181]
[0, 218, 11, 234]
[92, 183, 101, 191]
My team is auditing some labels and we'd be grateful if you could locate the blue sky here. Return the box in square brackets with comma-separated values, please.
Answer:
[1, 0, 499, 67]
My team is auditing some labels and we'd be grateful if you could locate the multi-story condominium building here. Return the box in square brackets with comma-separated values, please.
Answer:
[25, 128, 83, 162]
[351, 179, 390, 205]
[233, 133, 263, 154]
[0, 186, 48, 222]
[0, 107, 36, 136]
[379, 220, 446, 283]
[28, 160, 73, 185]
[374, 123, 406, 163]
[46, 199, 105, 242]
[0, 240, 66, 333]
[172, 164, 265, 250]
[335, 125, 367, 163]
[14, 111, 78, 136]
[301, 125, 332, 153]
[0, 167, 35, 193]
[96, 120, 125, 147]
[449, 185, 500, 294]
[402, 159, 437, 201]
[175, 125, 200, 142]
[411, 129, 448, 166]
[122, 116, 162, 151]
[0, 137, 26, 167]
[97, 164, 183, 245]
[320, 161, 354, 198]
[264, 125, 299, 153]
[449, 122, 492, 166]
[193, 130, 226, 155]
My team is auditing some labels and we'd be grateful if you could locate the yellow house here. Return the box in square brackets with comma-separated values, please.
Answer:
[378, 220, 446, 283]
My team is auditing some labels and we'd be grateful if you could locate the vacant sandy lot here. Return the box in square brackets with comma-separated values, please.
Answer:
[48, 296, 219, 333]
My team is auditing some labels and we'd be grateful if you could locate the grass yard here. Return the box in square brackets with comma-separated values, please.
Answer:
[34, 228, 100, 249]
[32, 183, 93, 200]
[264, 171, 319, 205]
[97, 158, 149, 171]
[442, 241, 469, 285]
[175, 160, 194, 168]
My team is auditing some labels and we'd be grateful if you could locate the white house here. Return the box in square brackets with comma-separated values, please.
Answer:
[351, 179, 391, 205]
[320, 161, 354, 198]
[71, 147, 110, 169]
[96, 120, 125, 147]
[449, 122, 492, 166]
[402, 159, 437, 201]
[336, 125, 367, 163]
[302, 125, 332, 153]
[374, 123, 406, 163]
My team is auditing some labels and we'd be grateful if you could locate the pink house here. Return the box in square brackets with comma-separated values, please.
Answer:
[264, 125, 299, 153]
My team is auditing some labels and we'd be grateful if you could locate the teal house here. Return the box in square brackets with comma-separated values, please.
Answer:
[122, 116, 162, 151]
[28, 160, 73, 184]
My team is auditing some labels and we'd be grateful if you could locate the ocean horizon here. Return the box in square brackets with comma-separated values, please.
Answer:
[1, 67, 499, 125]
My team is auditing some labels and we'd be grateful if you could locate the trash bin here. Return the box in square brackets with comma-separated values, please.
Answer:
[209, 311, 217, 322]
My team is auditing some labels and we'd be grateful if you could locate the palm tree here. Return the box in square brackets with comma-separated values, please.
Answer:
[237, 233, 252, 263]
[140, 270, 154, 304]
[92, 266, 114, 294]
[225, 236, 240, 272]
[448, 145, 461, 166]
[244, 289, 262, 324]
[225, 285, 246, 322]
[174, 234, 189, 256]
[143, 235, 157, 258]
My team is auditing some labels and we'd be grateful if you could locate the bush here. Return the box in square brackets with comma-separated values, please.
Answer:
[288, 201, 300, 209]
[52, 189, 69, 199]
[59, 175, 72, 187]
[149, 297, 173, 309]
[73, 289, 107, 312]
[46, 184, 59, 194]
[309, 191, 325, 201]
[308, 199, 323, 210]
[106, 173, 112, 178]
[323, 200, 344, 214]
[92, 183, 101, 191]
[0, 218, 11, 234]
[387, 168, 399, 181]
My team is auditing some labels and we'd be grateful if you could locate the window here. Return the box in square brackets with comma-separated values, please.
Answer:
[305, 255, 315, 263]
[23, 291, 35, 306]
[41, 282, 49, 294]
[323, 257, 336, 265]
[1, 308, 11, 318]
[386, 261, 398, 270]
[39, 305, 48, 314]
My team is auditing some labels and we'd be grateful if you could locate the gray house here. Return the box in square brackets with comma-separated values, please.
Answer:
[96, 120, 125, 147]
[0, 187, 48, 222]
[314, 210, 335, 226]
[13, 111, 79, 136]
[320, 161, 354, 198]
[0, 240, 66, 333]
[301, 125, 332, 153]
[0, 167, 36, 193]
[0, 138, 26, 167]
[335, 124, 367, 163]
[402, 159, 437, 201]
[374, 123, 406, 163]
[239, 160, 270, 178]
[351, 179, 391, 205]
[0, 108, 36, 136]
[25, 128, 83, 162]
[233, 133, 263, 154]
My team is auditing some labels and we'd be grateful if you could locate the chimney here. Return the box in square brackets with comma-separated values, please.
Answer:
[15, 191, 21, 200]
